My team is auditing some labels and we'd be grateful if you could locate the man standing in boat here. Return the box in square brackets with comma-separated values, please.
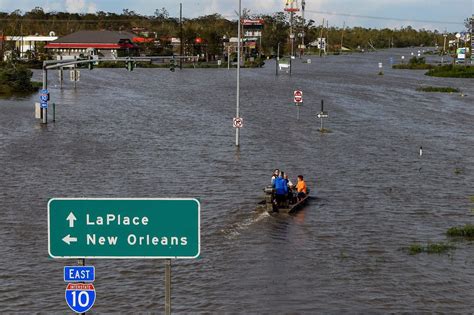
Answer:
[296, 175, 307, 201]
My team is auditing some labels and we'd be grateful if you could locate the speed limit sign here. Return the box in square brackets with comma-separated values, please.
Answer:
[233, 117, 243, 128]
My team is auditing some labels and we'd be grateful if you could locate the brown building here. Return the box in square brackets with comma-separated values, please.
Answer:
[45, 30, 138, 58]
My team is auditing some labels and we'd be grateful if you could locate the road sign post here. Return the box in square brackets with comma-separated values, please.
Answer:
[48, 198, 200, 259]
[317, 100, 329, 131]
[294, 90, 303, 120]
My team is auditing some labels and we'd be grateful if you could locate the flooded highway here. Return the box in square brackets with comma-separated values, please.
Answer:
[0, 48, 473, 312]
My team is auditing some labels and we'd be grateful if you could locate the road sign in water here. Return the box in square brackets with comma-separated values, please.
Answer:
[65, 283, 96, 313]
[40, 102, 48, 109]
[64, 266, 95, 282]
[48, 198, 200, 259]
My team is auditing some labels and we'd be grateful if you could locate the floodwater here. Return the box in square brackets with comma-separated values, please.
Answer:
[0, 48, 473, 313]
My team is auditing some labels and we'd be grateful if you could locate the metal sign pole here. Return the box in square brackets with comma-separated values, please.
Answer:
[77, 258, 86, 315]
[74, 64, 77, 89]
[42, 66, 48, 124]
[165, 259, 171, 315]
[235, 0, 241, 147]
[297, 105, 300, 120]
[276, 42, 280, 76]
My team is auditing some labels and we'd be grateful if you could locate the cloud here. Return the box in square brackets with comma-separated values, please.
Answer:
[64, 0, 97, 13]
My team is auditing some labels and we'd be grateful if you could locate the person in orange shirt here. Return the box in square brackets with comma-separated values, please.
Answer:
[296, 175, 307, 201]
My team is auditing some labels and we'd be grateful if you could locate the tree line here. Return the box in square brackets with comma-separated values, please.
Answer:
[0, 7, 467, 59]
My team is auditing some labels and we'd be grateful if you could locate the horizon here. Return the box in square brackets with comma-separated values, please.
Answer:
[0, 0, 471, 33]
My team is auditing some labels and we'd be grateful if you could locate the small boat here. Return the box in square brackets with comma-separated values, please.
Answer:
[258, 186, 310, 214]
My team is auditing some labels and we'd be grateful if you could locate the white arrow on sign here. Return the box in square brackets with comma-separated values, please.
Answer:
[62, 234, 78, 245]
[66, 212, 77, 228]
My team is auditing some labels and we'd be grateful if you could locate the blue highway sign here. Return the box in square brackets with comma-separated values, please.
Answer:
[40, 89, 48, 94]
[40, 94, 49, 102]
[65, 283, 96, 313]
[64, 266, 95, 282]
[40, 102, 48, 109]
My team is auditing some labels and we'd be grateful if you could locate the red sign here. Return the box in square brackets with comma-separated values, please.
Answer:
[195, 37, 202, 44]
[294, 90, 303, 103]
[233, 117, 243, 128]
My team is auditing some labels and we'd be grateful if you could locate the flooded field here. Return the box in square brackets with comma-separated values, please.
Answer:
[0, 48, 473, 312]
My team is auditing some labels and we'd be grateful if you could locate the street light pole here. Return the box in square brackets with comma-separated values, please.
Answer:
[235, 0, 241, 147]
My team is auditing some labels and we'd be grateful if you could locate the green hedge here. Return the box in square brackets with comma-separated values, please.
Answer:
[426, 65, 474, 78]
[0, 63, 38, 95]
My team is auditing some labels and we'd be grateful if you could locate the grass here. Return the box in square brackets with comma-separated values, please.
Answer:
[32, 81, 42, 89]
[446, 225, 474, 239]
[408, 242, 455, 255]
[319, 128, 332, 133]
[416, 86, 460, 93]
[426, 65, 474, 78]
[378, 71, 384, 75]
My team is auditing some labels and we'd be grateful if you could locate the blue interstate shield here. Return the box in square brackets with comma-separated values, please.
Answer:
[65, 283, 96, 313]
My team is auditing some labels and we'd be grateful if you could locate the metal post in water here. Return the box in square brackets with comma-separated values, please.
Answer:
[60, 67, 63, 89]
[42, 66, 48, 124]
[320, 99, 324, 131]
[297, 106, 300, 120]
[235, 0, 241, 147]
[180, 3, 183, 70]
[74, 63, 77, 89]
[53, 103, 55, 122]
[290, 53, 292, 76]
[276, 42, 280, 76]
[165, 259, 171, 315]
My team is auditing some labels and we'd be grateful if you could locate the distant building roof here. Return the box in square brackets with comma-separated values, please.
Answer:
[45, 30, 137, 49]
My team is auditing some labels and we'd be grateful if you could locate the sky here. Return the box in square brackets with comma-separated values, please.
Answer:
[0, 0, 471, 32]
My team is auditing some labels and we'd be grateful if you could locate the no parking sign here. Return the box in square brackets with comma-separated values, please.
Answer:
[65, 283, 96, 313]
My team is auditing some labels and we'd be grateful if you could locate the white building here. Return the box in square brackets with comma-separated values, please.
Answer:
[3, 34, 58, 60]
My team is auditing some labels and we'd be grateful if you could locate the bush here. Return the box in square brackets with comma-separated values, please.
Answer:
[392, 57, 434, 70]
[446, 225, 474, 239]
[426, 65, 474, 78]
[408, 242, 455, 255]
[416, 86, 460, 93]
[0, 63, 37, 95]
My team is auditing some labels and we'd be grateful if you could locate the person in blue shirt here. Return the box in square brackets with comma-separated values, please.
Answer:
[274, 171, 289, 207]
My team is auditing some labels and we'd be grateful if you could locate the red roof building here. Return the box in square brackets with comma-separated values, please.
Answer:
[45, 30, 138, 58]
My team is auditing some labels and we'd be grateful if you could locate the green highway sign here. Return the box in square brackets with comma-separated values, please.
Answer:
[48, 198, 200, 259]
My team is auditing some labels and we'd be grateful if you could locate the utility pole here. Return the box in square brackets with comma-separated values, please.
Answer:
[284, 1, 299, 58]
[290, 11, 294, 57]
[180, 3, 183, 70]
[319, 18, 325, 57]
[326, 20, 329, 55]
[340, 21, 345, 53]
[235, 0, 241, 147]
[301, 0, 306, 57]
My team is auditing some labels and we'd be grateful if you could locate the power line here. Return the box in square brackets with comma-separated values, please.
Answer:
[305, 10, 464, 26]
